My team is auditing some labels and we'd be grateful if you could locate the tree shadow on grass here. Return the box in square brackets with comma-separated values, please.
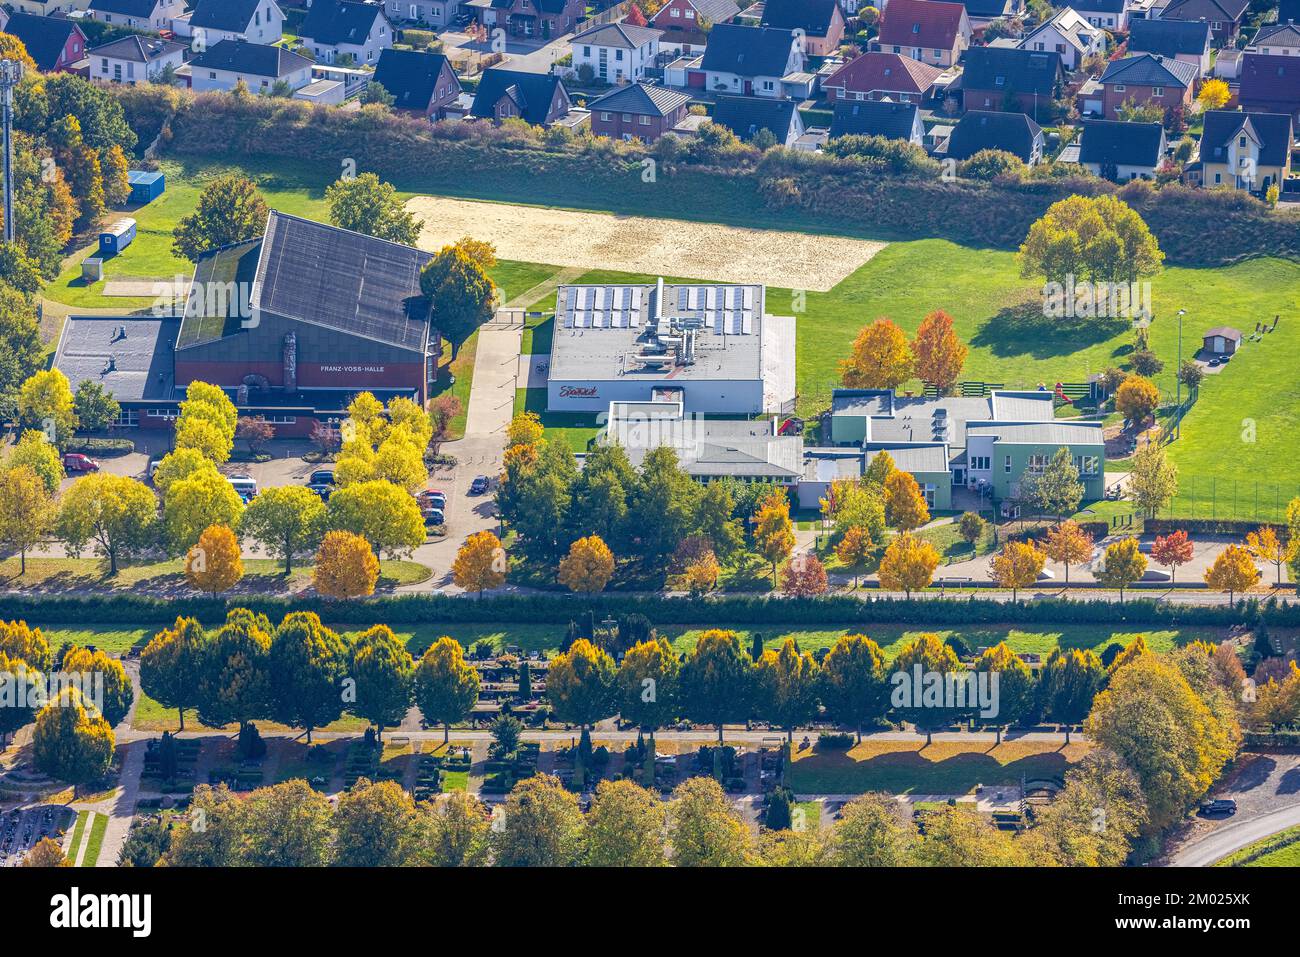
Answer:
[972, 302, 1129, 360]
[789, 746, 1080, 794]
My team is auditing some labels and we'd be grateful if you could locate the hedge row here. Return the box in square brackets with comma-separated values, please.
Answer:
[153, 93, 1300, 269]
[5, 592, 1293, 630]
[1146, 518, 1288, 537]
[1241, 729, 1300, 748]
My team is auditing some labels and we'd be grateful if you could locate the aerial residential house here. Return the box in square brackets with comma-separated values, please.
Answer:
[1194, 109, 1293, 191]
[960, 46, 1065, 119]
[1078, 118, 1166, 179]
[828, 98, 924, 143]
[89, 35, 186, 84]
[4, 12, 87, 73]
[177, 0, 286, 47]
[470, 68, 574, 124]
[649, 0, 740, 55]
[372, 47, 462, 119]
[823, 389, 1104, 512]
[873, 0, 970, 68]
[1072, 0, 1128, 31]
[1127, 18, 1212, 74]
[760, 0, 846, 56]
[1249, 21, 1300, 57]
[1239, 54, 1300, 120]
[696, 23, 810, 98]
[475, 0, 585, 40]
[1158, 0, 1250, 45]
[822, 50, 945, 102]
[87, 0, 185, 31]
[960, 0, 1025, 31]
[383, 1, 455, 29]
[587, 82, 691, 140]
[947, 109, 1045, 163]
[570, 22, 663, 83]
[11, 1, 91, 15]
[1018, 8, 1105, 71]
[711, 94, 806, 145]
[1098, 53, 1197, 120]
[186, 38, 314, 93]
[300, 0, 393, 65]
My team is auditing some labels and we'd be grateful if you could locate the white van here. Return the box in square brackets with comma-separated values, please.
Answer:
[227, 475, 258, 500]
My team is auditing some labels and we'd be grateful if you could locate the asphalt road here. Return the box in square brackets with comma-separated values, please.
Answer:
[1171, 804, 1300, 867]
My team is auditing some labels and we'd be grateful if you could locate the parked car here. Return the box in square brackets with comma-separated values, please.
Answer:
[469, 475, 490, 495]
[307, 469, 335, 500]
[227, 475, 258, 502]
[63, 453, 100, 473]
[418, 488, 447, 510]
[147, 458, 163, 482]
[423, 508, 445, 527]
[1199, 798, 1237, 817]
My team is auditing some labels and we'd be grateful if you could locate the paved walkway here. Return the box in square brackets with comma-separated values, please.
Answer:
[1171, 804, 1300, 867]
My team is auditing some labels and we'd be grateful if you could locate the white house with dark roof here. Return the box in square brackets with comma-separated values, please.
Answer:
[695, 23, 809, 98]
[711, 94, 805, 145]
[12, 0, 90, 16]
[1194, 109, 1294, 191]
[1127, 18, 1211, 74]
[1072, 0, 1129, 31]
[650, 0, 741, 55]
[88, 0, 185, 31]
[89, 34, 186, 84]
[300, 0, 393, 65]
[1017, 8, 1104, 71]
[829, 99, 924, 143]
[174, 0, 285, 47]
[1250, 21, 1300, 57]
[1078, 118, 1166, 179]
[570, 22, 663, 83]
[383, 0, 455, 28]
[185, 38, 313, 93]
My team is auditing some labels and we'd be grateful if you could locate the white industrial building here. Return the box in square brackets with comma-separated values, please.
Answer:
[546, 278, 796, 415]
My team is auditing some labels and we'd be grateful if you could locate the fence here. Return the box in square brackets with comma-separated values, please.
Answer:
[1162, 476, 1300, 524]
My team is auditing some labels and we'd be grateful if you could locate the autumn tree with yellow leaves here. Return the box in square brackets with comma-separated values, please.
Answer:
[1044, 520, 1093, 586]
[839, 318, 914, 390]
[557, 534, 615, 595]
[753, 487, 795, 585]
[884, 470, 930, 531]
[1204, 543, 1260, 606]
[1246, 526, 1292, 587]
[453, 530, 508, 596]
[877, 532, 940, 597]
[989, 540, 1046, 600]
[314, 530, 379, 598]
[834, 525, 874, 587]
[185, 524, 244, 596]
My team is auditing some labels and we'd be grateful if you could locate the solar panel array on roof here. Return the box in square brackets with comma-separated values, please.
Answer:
[254, 211, 431, 353]
[560, 283, 759, 336]
[563, 285, 644, 329]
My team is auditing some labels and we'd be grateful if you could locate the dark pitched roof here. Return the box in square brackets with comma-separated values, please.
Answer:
[252, 211, 431, 352]
[1253, 22, 1300, 48]
[1201, 109, 1294, 166]
[300, 0, 384, 46]
[962, 0, 1017, 17]
[947, 109, 1042, 161]
[4, 13, 83, 71]
[961, 45, 1063, 96]
[88, 0, 162, 16]
[1078, 119, 1165, 166]
[189, 38, 312, 78]
[824, 50, 944, 93]
[876, 0, 966, 49]
[588, 82, 690, 116]
[572, 22, 662, 48]
[373, 48, 455, 110]
[712, 94, 798, 140]
[1240, 53, 1300, 107]
[699, 23, 798, 76]
[1073, 0, 1125, 12]
[1127, 18, 1211, 58]
[189, 0, 264, 32]
[1099, 53, 1199, 88]
[760, 0, 839, 37]
[829, 99, 919, 139]
[470, 68, 569, 124]
[88, 34, 185, 62]
[491, 0, 570, 12]
[1161, 0, 1250, 23]
[650, 0, 741, 27]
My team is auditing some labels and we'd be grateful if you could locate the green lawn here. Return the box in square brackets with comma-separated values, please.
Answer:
[80, 812, 109, 867]
[513, 387, 601, 453]
[788, 740, 1092, 795]
[64, 809, 89, 863]
[38, 621, 1226, 660]
[1217, 825, 1300, 867]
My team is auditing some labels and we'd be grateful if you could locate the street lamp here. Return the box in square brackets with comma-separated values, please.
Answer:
[1176, 308, 1186, 439]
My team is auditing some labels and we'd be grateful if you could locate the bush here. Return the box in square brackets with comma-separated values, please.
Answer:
[817, 732, 856, 750]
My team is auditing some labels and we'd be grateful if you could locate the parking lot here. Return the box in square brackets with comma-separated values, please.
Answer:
[0, 805, 75, 866]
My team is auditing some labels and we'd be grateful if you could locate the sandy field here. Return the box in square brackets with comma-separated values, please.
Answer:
[406, 196, 886, 291]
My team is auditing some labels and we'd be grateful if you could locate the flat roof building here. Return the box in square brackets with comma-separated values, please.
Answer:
[547, 277, 795, 414]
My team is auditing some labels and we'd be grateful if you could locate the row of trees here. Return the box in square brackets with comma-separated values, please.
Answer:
[839, 310, 969, 393]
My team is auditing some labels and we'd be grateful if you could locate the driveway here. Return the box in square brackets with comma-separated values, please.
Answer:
[1167, 752, 1300, 866]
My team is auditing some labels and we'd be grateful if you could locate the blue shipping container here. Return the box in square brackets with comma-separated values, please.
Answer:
[99, 219, 137, 255]
[127, 169, 165, 204]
